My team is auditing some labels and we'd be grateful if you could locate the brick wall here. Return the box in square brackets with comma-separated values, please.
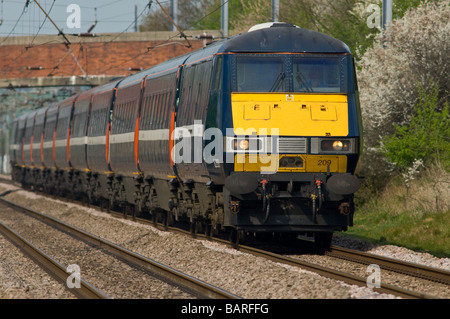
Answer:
[0, 31, 216, 80]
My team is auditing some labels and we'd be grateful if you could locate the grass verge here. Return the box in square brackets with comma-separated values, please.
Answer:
[347, 164, 450, 258]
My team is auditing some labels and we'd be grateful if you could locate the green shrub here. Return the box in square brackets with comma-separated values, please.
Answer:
[382, 85, 450, 171]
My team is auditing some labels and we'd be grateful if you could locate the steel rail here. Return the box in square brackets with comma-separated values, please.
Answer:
[328, 245, 450, 285]
[233, 242, 438, 299]
[0, 221, 109, 299]
[127, 217, 440, 299]
[0, 197, 241, 300]
[130, 216, 438, 299]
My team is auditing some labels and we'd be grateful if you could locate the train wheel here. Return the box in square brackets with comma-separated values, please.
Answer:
[122, 204, 129, 219]
[106, 199, 111, 213]
[161, 211, 169, 228]
[101, 198, 110, 213]
[172, 207, 179, 222]
[195, 221, 200, 234]
[132, 204, 139, 221]
[189, 219, 199, 235]
[165, 209, 174, 227]
[84, 193, 90, 208]
[229, 228, 244, 246]
[228, 228, 235, 244]
[203, 223, 212, 237]
[151, 210, 157, 226]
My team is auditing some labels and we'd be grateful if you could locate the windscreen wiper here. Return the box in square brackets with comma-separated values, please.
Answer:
[269, 72, 285, 92]
[295, 72, 313, 92]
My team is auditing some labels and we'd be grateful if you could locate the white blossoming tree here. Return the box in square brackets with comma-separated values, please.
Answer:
[357, 0, 450, 176]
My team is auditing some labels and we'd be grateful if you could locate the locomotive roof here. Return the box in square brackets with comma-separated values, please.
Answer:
[218, 23, 351, 54]
[117, 23, 352, 84]
[175, 23, 352, 69]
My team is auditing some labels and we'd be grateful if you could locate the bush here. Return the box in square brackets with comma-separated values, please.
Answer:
[382, 85, 450, 171]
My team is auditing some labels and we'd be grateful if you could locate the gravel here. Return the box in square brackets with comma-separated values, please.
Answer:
[0, 182, 448, 299]
[0, 234, 75, 299]
[0, 204, 192, 299]
[332, 234, 450, 271]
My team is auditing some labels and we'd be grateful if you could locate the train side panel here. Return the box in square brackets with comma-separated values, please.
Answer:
[87, 82, 119, 173]
[32, 107, 48, 168]
[42, 104, 59, 169]
[54, 97, 76, 170]
[174, 57, 214, 183]
[9, 118, 19, 167]
[109, 78, 142, 176]
[22, 111, 37, 167]
[70, 91, 93, 170]
[16, 114, 28, 167]
[138, 70, 178, 179]
[10, 115, 25, 182]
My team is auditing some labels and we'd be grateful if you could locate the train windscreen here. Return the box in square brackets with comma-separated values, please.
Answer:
[235, 54, 349, 93]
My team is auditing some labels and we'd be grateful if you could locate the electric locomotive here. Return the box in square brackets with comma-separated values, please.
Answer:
[10, 23, 362, 248]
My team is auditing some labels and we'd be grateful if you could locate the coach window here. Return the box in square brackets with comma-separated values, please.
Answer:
[236, 56, 284, 92]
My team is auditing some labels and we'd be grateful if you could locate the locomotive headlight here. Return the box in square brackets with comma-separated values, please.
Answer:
[231, 137, 264, 152]
[311, 138, 357, 154]
[239, 139, 249, 150]
[320, 139, 350, 152]
[332, 140, 344, 151]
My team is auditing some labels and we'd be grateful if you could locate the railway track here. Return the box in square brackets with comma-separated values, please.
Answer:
[203, 237, 445, 299]
[110, 210, 449, 299]
[117, 214, 449, 299]
[327, 246, 450, 286]
[1, 179, 448, 299]
[0, 221, 108, 299]
[239, 243, 448, 299]
[0, 197, 241, 299]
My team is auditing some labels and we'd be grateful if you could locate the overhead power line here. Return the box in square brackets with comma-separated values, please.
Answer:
[33, 0, 86, 77]
[0, 0, 30, 45]
[106, 1, 153, 43]
[33, 0, 71, 47]
[154, 0, 192, 48]
[29, 0, 56, 47]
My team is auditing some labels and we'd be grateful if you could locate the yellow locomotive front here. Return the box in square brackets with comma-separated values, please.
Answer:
[221, 45, 362, 245]
[231, 93, 352, 174]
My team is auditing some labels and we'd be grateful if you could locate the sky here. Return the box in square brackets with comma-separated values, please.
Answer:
[0, 0, 165, 37]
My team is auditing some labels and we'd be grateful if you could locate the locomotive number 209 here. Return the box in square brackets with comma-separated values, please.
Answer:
[318, 159, 332, 166]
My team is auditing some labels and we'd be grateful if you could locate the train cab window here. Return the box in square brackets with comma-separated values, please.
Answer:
[236, 56, 284, 92]
[292, 57, 347, 93]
